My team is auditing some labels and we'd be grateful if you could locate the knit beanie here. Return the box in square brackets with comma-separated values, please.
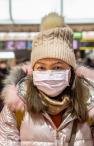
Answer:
[31, 13, 77, 69]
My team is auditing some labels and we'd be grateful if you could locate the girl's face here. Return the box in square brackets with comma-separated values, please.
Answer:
[34, 58, 71, 81]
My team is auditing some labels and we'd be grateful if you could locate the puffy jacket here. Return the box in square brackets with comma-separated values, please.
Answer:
[0, 105, 94, 146]
[0, 66, 94, 146]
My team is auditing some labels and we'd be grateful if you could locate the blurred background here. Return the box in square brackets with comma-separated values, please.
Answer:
[0, 0, 94, 95]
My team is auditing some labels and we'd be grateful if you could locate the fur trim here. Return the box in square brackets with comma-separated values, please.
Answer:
[1, 66, 27, 109]
[3, 66, 26, 85]
[2, 84, 19, 105]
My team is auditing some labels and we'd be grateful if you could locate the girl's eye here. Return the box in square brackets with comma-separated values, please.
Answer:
[37, 66, 46, 71]
[52, 66, 63, 70]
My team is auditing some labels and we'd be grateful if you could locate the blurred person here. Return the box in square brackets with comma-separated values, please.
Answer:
[7, 59, 16, 69]
[0, 13, 94, 146]
[0, 60, 9, 91]
[85, 53, 94, 68]
[0, 60, 9, 111]
[74, 49, 84, 65]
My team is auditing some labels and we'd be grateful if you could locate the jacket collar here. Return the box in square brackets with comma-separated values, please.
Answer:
[42, 111, 77, 130]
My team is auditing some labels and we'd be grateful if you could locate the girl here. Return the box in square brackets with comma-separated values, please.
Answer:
[0, 13, 94, 146]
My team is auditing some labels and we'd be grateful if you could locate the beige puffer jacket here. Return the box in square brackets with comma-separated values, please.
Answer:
[0, 66, 94, 146]
[0, 105, 94, 146]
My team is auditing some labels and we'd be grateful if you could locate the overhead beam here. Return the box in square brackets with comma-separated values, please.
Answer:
[0, 24, 94, 32]
[0, 24, 40, 32]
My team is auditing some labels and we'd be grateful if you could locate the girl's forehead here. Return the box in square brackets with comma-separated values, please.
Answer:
[35, 58, 70, 66]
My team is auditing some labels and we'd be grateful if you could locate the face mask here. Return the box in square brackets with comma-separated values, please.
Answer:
[33, 70, 70, 97]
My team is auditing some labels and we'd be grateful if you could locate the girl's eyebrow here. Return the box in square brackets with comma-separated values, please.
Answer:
[35, 61, 46, 65]
[52, 61, 63, 65]
[36, 61, 63, 65]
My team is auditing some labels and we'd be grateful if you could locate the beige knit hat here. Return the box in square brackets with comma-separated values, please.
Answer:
[31, 13, 76, 69]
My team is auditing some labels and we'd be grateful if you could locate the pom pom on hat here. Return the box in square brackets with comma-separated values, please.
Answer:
[40, 12, 64, 31]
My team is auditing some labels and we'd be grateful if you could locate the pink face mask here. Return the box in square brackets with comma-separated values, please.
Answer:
[33, 70, 70, 97]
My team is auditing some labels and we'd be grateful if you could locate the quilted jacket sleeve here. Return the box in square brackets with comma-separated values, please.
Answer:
[0, 105, 20, 146]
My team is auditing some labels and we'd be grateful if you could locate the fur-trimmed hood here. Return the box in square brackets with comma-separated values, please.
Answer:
[1, 66, 45, 113]
[1, 66, 27, 108]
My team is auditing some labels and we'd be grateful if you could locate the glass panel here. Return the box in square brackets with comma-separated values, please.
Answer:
[12, 0, 61, 24]
[63, 0, 94, 23]
[0, 0, 10, 23]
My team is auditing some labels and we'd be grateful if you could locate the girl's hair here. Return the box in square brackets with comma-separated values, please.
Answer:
[25, 68, 89, 122]
[65, 67, 89, 122]
[25, 77, 46, 113]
